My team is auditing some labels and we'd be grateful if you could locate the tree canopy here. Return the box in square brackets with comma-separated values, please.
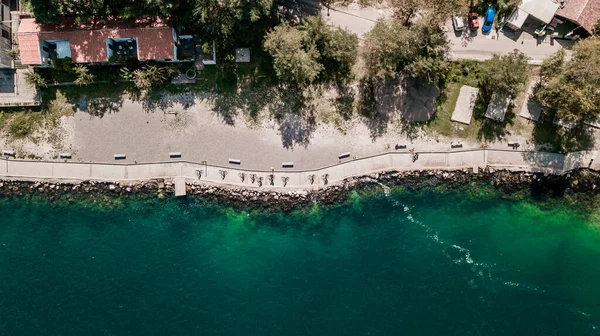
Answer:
[264, 16, 358, 86]
[264, 23, 323, 85]
[362, 18, 449, 83]
[535, 37, 600, 123]
[193, 0, 274, 39]
[29, 0, 178, 24]
[481, 50, 529, 100]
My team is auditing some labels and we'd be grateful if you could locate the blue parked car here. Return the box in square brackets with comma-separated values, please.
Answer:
[482, 7, 496, 32]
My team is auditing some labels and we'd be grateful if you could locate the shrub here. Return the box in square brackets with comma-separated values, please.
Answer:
[73, 65, 95, 86]
[132, 65, 174, 90]
[8, 48, 19, 60]
[24, 71, 48, 88]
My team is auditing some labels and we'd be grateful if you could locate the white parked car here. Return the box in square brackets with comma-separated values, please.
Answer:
[453, 16, 465, 31]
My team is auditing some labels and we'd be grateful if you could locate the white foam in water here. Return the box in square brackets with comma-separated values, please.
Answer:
[502, 281, 545, 294]
[397, 201, 597, 332]
[399, 203, 496, 285]
[376, 182, 390, 197]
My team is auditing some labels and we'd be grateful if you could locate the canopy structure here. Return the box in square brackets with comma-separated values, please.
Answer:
[451, 85, 479, 125]
[506, 0, 560, 29]
[485, 94, 511, 122]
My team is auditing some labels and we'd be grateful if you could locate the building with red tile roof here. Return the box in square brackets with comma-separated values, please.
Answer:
[556, 0, 600, 34]
[17, 18, 177, 65]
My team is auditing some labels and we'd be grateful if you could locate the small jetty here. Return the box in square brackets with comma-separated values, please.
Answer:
[174, 177, 186, 197]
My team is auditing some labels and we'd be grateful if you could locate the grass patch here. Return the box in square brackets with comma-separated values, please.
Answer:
[0, 91, 74, 144]
[3, 111, 44, 140]
[425, 60, 485, 140]
[426, 60, 535, 143]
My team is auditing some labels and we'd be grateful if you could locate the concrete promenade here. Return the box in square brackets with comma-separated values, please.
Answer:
[0, 149, 598, 191]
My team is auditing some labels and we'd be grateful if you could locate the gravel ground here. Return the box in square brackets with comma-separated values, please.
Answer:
[68, 98, 454, 169]
[0, 96, 554, 170]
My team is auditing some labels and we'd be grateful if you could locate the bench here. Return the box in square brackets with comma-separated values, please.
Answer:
[508, 141, 520, 149]
[169, 152, 181, 158]
[338, 152, 351, 159]
[59, 153, 72, 159]
[114, 154, 126, 160]
[395, 144, 407, 150]
[228, 158, 241, 165]
[2, 150, 15, 157]
[451, 143, 463, 149]
[282, 162, 294, 168]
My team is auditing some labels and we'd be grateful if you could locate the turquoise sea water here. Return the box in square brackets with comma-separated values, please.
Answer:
[1, 189, 600, 335]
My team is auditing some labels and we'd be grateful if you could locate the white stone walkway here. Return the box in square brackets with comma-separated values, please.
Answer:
[0, 149, 597, 191]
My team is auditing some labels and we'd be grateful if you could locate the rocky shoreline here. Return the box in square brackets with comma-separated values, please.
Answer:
[1, 168, 599, 209]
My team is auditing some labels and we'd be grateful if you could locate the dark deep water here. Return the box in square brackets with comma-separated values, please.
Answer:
[1, 188, 600, 335]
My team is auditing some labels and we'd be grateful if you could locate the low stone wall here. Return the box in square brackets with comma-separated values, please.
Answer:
[1, 168, 598, 210]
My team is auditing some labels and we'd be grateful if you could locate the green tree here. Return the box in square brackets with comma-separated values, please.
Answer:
[264, 17, 359, 85]
[24, 71, 47, 88]
[29, 0, 179, 24]
[193, 0, 274, 38]
[539, 48, 566, 81]
[302, 15, 358, 81]
[535, 37, 600, 123]
[264, 23, 323, 85]
[495, 0, 523, 17]
[481, 50, 529, 100]
[8, 48, 19, 60]
[132, 64, 173, 90]
[73, 65, 95, 86]
[362, 19, 449, 83]
[594, 19, 600, 36]
[29, 0, 63, 23]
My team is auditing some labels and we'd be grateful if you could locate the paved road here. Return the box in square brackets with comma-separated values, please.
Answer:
[321, 3, 571, 63]
[446, 24, 572, 64]
[322, 4, 390, 38]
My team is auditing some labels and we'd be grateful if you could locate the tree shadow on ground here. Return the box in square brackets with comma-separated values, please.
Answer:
[332, 81, 356, 120]
[561, 124, 596, 151]
[357, 76, 439, 140]
[138, 90, 196, 114]
[210, 92, 243, 125]
[277, 0, 320, 20]
[472, 92, 515, 142]
[357, 76, 388, 140]
[206, 77, 318, 148]
[269, 86, 318, 149]
[531, 110, 596, 152]
[202, 54, 275, 125]
[393, 118, 422, 142]
[277, 112, 317, 149]
[47, 84, 126, 118]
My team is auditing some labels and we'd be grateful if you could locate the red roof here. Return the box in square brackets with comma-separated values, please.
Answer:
[18, 18, 175, 65]
[556, 0, 600, 33]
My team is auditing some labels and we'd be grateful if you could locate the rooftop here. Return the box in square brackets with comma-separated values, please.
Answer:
[451, 85, 479, 125]
[18, 18, 175, 65]
[556, 0, 600, 33]
[485, 94, 511, 122]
